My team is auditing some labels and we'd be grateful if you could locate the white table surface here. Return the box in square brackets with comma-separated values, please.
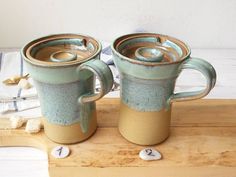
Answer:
[0, 48, 236, 177]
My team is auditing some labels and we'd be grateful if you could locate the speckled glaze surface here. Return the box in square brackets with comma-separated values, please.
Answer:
[33, 76, 95, 128]
[112, 33, 216, 145]
[22, 34, 113, 144]
[121, 74, 176, 111]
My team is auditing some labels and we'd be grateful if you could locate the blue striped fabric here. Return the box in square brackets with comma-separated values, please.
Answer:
[14, 56, 24, 111]
[102, 45, 112, 55]
[0, 52, 2, 71]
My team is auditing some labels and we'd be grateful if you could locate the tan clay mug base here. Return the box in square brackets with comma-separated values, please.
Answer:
[42, 112, 97, 144]
[118, 102, 171, 146]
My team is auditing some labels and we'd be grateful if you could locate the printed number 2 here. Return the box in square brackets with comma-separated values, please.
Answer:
[145, 149, 155, 156]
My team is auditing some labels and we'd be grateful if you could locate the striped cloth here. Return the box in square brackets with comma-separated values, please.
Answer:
[0, 42, 119, 118]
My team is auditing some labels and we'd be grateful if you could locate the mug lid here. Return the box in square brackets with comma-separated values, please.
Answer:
[112, 33, 191, 65]
[22, 34, 101, 67]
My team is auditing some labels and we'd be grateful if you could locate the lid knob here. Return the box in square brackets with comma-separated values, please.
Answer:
[135, 47, 164, 62]
[50, 51, 77, 62]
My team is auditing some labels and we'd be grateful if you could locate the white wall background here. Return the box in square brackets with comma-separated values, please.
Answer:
[0, 0, 235, 48]
[0, 1, 235, 177]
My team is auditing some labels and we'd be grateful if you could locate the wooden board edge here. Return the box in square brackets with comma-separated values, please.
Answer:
[49, 166, 236, 177]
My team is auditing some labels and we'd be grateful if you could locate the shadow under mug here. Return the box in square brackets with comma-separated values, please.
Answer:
[22, 34, 113, 144]
[112, 33, 216, 145]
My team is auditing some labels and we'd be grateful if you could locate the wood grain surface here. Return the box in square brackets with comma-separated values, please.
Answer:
[0, 98, 236, 177]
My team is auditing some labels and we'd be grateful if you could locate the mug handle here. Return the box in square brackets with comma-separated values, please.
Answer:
[77, 59, 114, 104]
[76, 59, 113, 133]
[169, 57, 216, 103]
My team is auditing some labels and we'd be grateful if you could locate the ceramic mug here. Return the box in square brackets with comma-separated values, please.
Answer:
[112, 33, 216, 145]
[22, 34, 113, 144]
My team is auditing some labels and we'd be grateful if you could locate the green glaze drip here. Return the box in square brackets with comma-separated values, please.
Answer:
[121, 74, 176, 112]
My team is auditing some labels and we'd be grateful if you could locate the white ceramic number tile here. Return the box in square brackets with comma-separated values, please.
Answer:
[139, 148, 162, 161]
[51, 146, 70, 159]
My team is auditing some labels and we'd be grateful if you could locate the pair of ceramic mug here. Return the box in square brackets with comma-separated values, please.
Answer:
[22, 33, 216, 145]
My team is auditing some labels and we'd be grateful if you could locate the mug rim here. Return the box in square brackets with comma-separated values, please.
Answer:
[111, 33, 191, 66]
[21, 33, 102, 68]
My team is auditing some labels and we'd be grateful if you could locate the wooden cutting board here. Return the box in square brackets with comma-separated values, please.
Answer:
[0, 98, 236, 177]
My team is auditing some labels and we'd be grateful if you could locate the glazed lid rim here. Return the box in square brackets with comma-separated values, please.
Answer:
[21, 33, 102, 67]
[111, 33, 191, 66]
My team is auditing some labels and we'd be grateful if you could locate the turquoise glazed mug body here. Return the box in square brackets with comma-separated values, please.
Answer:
[22, 34, 113, 144]
[112, 33, 216, 145]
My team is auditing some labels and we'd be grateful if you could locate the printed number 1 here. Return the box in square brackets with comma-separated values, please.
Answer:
[57, 146, 63, 156]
